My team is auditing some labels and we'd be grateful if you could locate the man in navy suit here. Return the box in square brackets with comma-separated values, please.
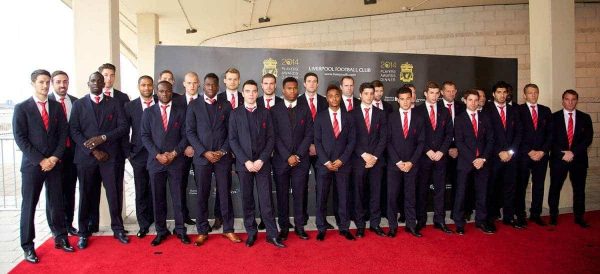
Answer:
[69, 72, 129, 248]
[229, 80, 285, 248]
[548, 89, 593, 228]
[186, 73, 241, 246]
[340, 76, 361, 112]
[14, 69, 73, 263]
[218, 67, 244, 109]
[372, 80, 394, 114]
[258, 73, 283, 110]
[142, 81, 191, 246]
[350, 82, 387, 238]
[298, 72, 331, 228]
[124, 75, 156, 238]
[158, 69, 182, 98]
[415, 82, 454, 234]
[48, 70, 79, 236]
[386, 86, 425, 238]
[271, 77, 314, 240]
[484, 81, 522, 230]
[314, 85, 356, 241]
[452, 89, 495, 235]
[516, 84, 552, 226]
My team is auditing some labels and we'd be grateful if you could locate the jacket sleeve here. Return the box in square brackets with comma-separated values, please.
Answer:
[373, 112, 388, 159]
[69, 102, 93, 156]
[50, 104, 68, 159]
[185, 106, 208, 157]
[228, 110, 250, 164]
[259, 112, 275, 162]
[141, 109, 160, 157]
[12, 104, 45, 165]
[339, 115, 356, 164]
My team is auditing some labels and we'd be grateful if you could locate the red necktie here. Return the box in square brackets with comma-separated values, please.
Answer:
[161, 105, 169, 131]
[144, 100, 153, 108]
[246, 107, 255, 112]
[429, 105, 436, 130]
[95, 96, 100, 104]
[347, 98, 353, 111]
[447, 103, 453, 117]
[206, 97, 215, 104]
[499, 105, 506, 129]
[309, 97, 317, 121]
[567, 112, 574, 149]
[364, 108, 371, 133]
[59, 98, 71, 147]
[288, 104, 293, 109]
[471, 113, 479, 157]
[332, 112, 340, 139]
[104, 88, 111, 97]
[38, 101, 49, 131]
[531, 105, 538, 130]
[402, 111, 409, 138]
[230, 94, 236, 109]
[266, 98, 272, 110]
[376, 102, 381, 110]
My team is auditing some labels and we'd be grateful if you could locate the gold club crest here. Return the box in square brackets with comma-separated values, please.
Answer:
[262, 58, 278, 78]
[399, 62, 414, 83]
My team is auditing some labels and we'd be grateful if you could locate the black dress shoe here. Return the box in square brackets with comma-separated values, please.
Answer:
[177, 233, 191, 244]
[258, 220, 266, 230]
[488, 222, 497, 232]
[529, 216, 547, 226]
[67, 226, 78, 236]
[503, 219, 524, 229]
[267, 237, 286, 248]
[416, 222, 425, 232]
[325, 221, 335, 230]
[316, 230, 326, 241]
[456, 226, 465, 235]
[278, 229, 289, 241]
[294, 228, 309, 240]
[184, 218, 196, 226]
[114, 232, 130, 244]
[77, 237, 88, 249]
[405, 227, 423, 238]
[387, 228, 397, 238]
[340, 230, 356, 241]
[55, 238, 75, 252]
[246, 234, 257, 247]
[398, 215, 406, 223]
[137, 229, 148, 238]
[550, 216, 558, 226]
[356, 228, 365, 238]
[211, 218, 223, 230]
[476, 223, 495, 234]
[575, 219, 590, 228]
[433, 223, 453, 234]
[151, 234, 168, 246]
[369, 226, 386, 237]
[24, 250, 39, 264]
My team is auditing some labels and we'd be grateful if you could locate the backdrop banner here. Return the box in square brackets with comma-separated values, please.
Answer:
[156, 45, 518, 219]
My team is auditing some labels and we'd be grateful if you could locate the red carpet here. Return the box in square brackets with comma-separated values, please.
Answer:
[10, 212, 600, 274]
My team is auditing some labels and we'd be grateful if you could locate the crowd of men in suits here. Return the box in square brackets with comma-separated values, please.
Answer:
[14, 65, 593, 264]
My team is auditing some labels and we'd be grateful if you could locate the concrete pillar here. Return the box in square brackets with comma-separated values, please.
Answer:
[73, 0, 121, 97]
[73, 0, 121, 226]
[137, 13, 159, 77]
[529, 0, 575, 210]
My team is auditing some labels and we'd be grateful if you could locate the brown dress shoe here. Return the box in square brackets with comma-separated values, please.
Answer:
[223, 232, 242, 243]
[194, 235, 208, 246]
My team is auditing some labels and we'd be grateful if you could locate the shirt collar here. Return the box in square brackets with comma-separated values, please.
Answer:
[90, 93, 104, 101]
[442, 99, 454, 106]
[284, 99, 297, 108]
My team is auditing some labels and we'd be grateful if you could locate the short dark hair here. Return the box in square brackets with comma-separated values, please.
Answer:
[523, 83, 539, 93]
[51, 70, 68, 80]
[31, 69, 51, 82]
[423, 81, 440, 92]
[340, 76, 354, 84]
[326, 84, 341, 95]
[242, 79, 258, 89]
[282, 77, 298, 87]
[157, 80, 173, 90]
[98, 63, 116, 72]
[204, 73, 219, 82]
[304, 72, 318, 82]
[359, 82, 374, 94]
[463, 89, 480, 100]
[138, 75, 153, 84]
[396, 86, 412, 97]
[262, 73, 277, 82]
[160, 69, 174, 78]
[492, 81, 510, 93]
[402, 83, 415, 89]
[371, 80, 384, 88]
[442, 81, 456, 90]
[562, 89, 578, 99]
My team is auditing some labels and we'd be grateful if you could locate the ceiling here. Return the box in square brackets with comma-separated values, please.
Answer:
[61, 0, 596, 65]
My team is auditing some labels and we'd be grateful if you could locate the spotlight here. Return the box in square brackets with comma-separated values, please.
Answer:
[186, 28, 197, 34]
[258, 16, 270, 23]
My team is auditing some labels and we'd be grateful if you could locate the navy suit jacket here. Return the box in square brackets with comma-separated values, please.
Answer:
[437, 100, 466, 118]
[228, 106, 274, 171]
[271, 102, 314, 170]
[314, 109, 356, 173]
[454, 111, 494, 170]
[257, 96, 283, 109]
[185, 97, 233, 165]
[550, 110, 593, 168]
[340, 97, 361, 112]
[141, 102, 188, 173]
[124, 97, 157, 168]
[517, 103, 552, 156]
[217, 91, 244, 109]
[108, 89, 131, 108]
[298, 93, 328, 115]
[386, 110, 425, 166]
[13, 97, 68, 172]
[414, 103, 453, 155]
[376, 100, 395, 115]
[69, 95, 128, 166]
[483, 102, 522, 156]
[351, 106, 387, 165]
[48, 93, 78, 154]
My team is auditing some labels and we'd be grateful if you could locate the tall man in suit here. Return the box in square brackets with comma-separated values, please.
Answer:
[124, 75, 156, 238]
[415, 82, 454, 234]
[229, 80, 285, 248]
[186, 73, 240, 246]
[351, 82, 387, 237]
[340, 76, 360, 112]
[452, 89, 495, 235]
[272, 77, 314, 240]
[372, 80, 394, 114]
[386, 86, 425, 238]
[313, 85, 356, 241]
[258, 73, 283, 110]
[48, 70, 79, 236]
[516, 84, 552, 226]
[14, 69, 73, 264]
[218, 67, 244, 109]
[142, 81, 191, 246]
[548, 89, 593, 228]
[484, 81, 522, 230]
[70, 72, 129, 248]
